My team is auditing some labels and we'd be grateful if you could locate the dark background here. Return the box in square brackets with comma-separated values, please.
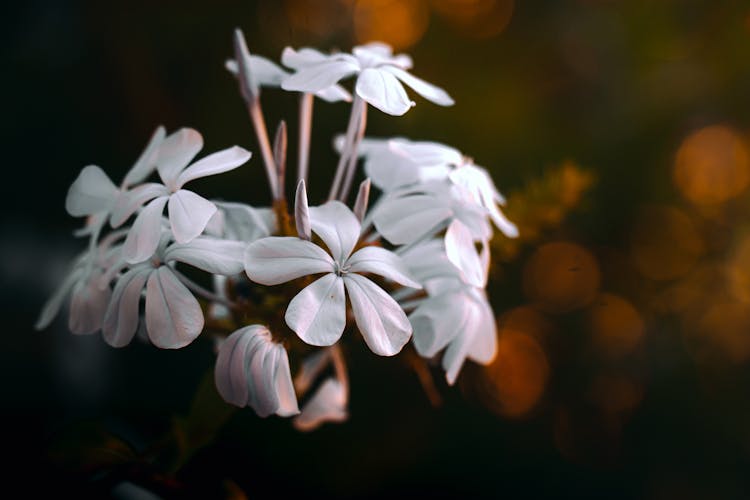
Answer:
[4, 0, 750, 497]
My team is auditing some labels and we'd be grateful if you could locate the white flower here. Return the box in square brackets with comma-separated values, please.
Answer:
[244, 201, 421, 356]
[214, 325, 299, 417]
[113, 128, 252, 263]
[65, 126, 166, 222]
[293, 378, 348, 431]
[102, 236, 246, 349]
[281, 42, 454, 116]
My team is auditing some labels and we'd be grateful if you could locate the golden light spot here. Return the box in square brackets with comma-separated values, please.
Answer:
[728, 235, 750, 303]
[430, 0, 514, 39]
[630, 205, 703, 281]
[354, 0, 430, 50]
[523, 242, 600, 314]
[674, 125, 750, 206]
[481, 330, 549, 418]
[283, 0, 355, 38]
[587, 293, 645, 359]
[589, 375, 643, 416]
[694, 302, 750, 363]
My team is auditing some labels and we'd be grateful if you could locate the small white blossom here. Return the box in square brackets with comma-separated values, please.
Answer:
[245, 201, 421, 356]
[214, 325, 299, 417]
[281, 42, 453, 116]
[293, 378, 348, 431]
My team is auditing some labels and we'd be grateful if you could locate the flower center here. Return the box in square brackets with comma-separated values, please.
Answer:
[334, 261, 351, 277]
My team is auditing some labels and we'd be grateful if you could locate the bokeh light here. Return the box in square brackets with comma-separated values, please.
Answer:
[630, 205, 703, 282]
[587, 293, 644, 359]
[673, 125, 750, 206]
[354, 0, 430, 50]
[523, 241, 600, 314]
[430, 0, 514, 39]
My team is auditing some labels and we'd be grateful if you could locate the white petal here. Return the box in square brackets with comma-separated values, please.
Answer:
[409, 293, 466, 357]
[285, 274, 346, 347]
[309, 201, 361, 263]
[244, 237, 335, 285]
[272, 344, 300, 416]
[445, 220, 486, 287]
[382, 66, 454, 107]
[168, 190, 217, 244]
[295, 180, 311, 240]
[215, 202, 275, 241]
[250, 54, 290, 87]
[122, 196, 169, 264]
[343, 274, 412, 356]
[102, 267, 151, 348]
[175, 146, 252, 188]
[364, 150, 420, 191]
[466, 292, 497, 364]
[347, 246, 421, 289]
[214, 325, 267, 407]
[372, 194, 452, 245]
[65, 166, 118, 217]
[355, 68, 414, 116]
[122, 126, 167, 188]
[293, 378, 348, 432]
[110, 183, 169, 228]
[69, 271, 112, 335]
[281, 47, 332, 69]
[398, 238, 461, 283]
[315, 84, 353, 103]
[164, 237, 246, 275]
[388, 138, 462, 167]
[156, 128, 203, 188]
[145, 267, 204, 349]
[281, 59, 359, 93]
[35, 266, 84, 331]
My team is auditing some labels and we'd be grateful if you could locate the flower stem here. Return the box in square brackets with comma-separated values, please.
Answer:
[338, 103, 368, 202]
[328, 94, 365, 201]
[247, 97, 279, 200]
[297, 93, 314, 186]
[330, 344, 350, 397]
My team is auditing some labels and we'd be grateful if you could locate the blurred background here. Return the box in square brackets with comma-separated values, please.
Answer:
[5, 0, 750, 497]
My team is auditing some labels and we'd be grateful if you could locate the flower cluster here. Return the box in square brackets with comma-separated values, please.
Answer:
[37, 30, 516, 430]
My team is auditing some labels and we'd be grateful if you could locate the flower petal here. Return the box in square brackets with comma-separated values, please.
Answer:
[355, 67, 414, 116]
[309, 201, 361, 263]
[281, 59, 359, 94]
[272, 344, 300, 416]
[102, 267, 151, 348]
[156, 128, 203, 188]
[122, 196, 169, 264]
[65, 166, 118, 217]
[164, 237, 246, 275]
[245, 237, 335, 285]
[445, 220, 486, 287]
[215, 325, 265, 407]
[382, 66, 454, 107]
[347, 246, 422, 289]
[388, 138, 462, 167]
[285, 274, 346, 347]
[281, 47, 331, 68]
[69, 271, 112, 335]
[122, 126, 167, 188]
[145, 267, 204, 349]
[293, 378, 348, 432]
[372, 194, 452, 245]
[110, 183, 169, 228]
[168, 189, 217, 244]
[215, 202, 275, 241]
[175, 146, 252, 188]
[249, 54, 290, 88]
[409, 292, 466, 357]
[315, 84, 352, 103]
[343, 274, 411, 356]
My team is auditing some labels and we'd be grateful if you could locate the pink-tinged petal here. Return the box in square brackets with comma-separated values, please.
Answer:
[372, 194, 452, 245]
[244, 237, 335, 285]
[168, 190, 217, 244]
[110, 183, 169, 228]
[382, 66, 454, 107]
[145, 267, 204, 349]
[409, 292, 466, 357]
[175, 146, 252, 188]
[156, 128, 203, 188]
[355, 68, 414, 116]
[293, 350, 331, 396]
[466, 294, 497, 364]
[102, 267, 151, 348]
[215, 325, 266, 407]
[352, 178, 371, 223]
[65, 165, 118, 217]
[122, 126, 166, 188]
[285, 274, 346, 347]
[309, 201, 361, 263]
[445, 220, 486, 287]
[272, 344, 300, 416]
[295, 180, 311, 241]
[164, 237, 246, 275]
[293, 378, 348, 432]
[122, 196, 169, 264]
[35, 266, 85, 331]
[343, 274, 412, 356]
[348, 246, 421, 289]
[281, 59, 359, 93]
[69, 271, 112, 335]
